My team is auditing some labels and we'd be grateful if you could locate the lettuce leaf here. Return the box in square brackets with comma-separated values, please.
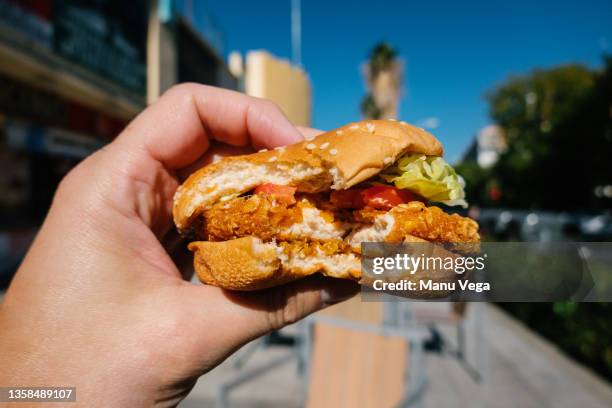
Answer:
[380, 154, 468, 207]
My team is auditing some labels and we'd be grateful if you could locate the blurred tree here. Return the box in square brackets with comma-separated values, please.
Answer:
[463, 57, 612, 210]
[455, 160, 493, 205]
[547, 56, 612, 211]
[361, 43, 402, 119]
[360, 94, 381, 120]
[488, 59, 612, 385]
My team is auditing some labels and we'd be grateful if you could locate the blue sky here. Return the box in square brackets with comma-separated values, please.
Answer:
[205, 0, 612, 162]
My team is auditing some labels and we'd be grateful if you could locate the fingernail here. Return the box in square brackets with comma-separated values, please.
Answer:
[320, 281, 360, 306]
[290, 132, 305, 143]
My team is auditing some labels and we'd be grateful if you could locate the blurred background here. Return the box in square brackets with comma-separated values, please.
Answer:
[0, 0, 610, 407]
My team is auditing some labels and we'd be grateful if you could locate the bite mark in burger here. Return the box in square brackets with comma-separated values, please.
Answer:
[173, 120, 480, 291]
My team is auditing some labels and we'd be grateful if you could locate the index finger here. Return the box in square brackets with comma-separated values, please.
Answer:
[115, 83, 304, 170]
[176, 126, 325, 180]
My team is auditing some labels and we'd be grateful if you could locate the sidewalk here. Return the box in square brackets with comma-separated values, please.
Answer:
[424, 304, 612, 407]
[180, 333, 302, 408]
[181, 303, 612, 408]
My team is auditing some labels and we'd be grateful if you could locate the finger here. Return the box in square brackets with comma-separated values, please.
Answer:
[296, 126, 324, 140]
[115, 84, 304, 170]
[176, 142, 254, 181]
[176, 128, 323, 181]
[185, 276, 359, 350]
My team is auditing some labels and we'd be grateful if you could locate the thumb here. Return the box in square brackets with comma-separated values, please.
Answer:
[225, 275, 360, 333]
[187, 275, 359, 352]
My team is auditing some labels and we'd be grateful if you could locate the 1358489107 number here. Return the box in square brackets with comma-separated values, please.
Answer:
[0, 387, 76, 402]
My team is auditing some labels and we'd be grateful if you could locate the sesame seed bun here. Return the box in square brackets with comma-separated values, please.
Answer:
[173, 119, 443, 232]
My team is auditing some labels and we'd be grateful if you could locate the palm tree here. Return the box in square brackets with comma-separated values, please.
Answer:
[361, 43, 403, 119]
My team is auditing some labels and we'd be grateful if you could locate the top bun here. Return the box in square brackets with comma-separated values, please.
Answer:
[173, 119, 443, 231]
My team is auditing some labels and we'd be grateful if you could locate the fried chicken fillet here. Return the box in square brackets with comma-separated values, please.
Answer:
[199, 193, 479, 250]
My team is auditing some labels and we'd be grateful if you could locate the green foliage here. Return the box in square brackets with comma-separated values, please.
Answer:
[488, 65, 594, 135]
[488, 64, 594, 209]
[361, 42, 400, 119]
[454, 160, 494, 205]
[368, 42, 397, 78]
[463, 56, 612, 210]
[360, 93, 381, 119]
[478, 58, 612, 383]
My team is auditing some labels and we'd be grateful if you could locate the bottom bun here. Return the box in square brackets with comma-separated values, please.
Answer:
[188, 237, 360, 291]
[188, 236, 464, 296]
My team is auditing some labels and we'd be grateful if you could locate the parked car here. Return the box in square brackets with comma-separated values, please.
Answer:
[474, 208, 608, 242]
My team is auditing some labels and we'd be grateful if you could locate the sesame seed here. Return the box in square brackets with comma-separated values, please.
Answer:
[329, 149, 338, 155]
[320, 142, 330, 149]
[274, 146, 286, 152]
[384, 156, 393, 164]
[258, 148, 268, 153]
[349, 124, 359, 130]
[305, 135, 315, 141]
[268, 156, 278, 162]
[400, 121, 408, 126]
[336, 130, 344, 135]
[366, 123, 375, 133]
[388, 118, 398, 121]
[306, 143, 316, 150]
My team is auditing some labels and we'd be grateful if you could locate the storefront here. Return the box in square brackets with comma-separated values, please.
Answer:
[0, 0, 238, 286]
[0, 0, 146, 285]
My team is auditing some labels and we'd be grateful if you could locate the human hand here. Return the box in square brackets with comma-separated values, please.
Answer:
[0, 84, 358, 407]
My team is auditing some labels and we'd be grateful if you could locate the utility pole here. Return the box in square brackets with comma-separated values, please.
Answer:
[291, 0, 302, 67]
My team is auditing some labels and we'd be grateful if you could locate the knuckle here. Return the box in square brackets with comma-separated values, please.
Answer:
[53, 149, 106, 206]
[262, 98, 283, 114]
[162, 82, 204, 101]
[55, 161, 85, 195]
[265, 283, 303, 331]
[253, 97, 282, 115]
[166, 82, 195, 96]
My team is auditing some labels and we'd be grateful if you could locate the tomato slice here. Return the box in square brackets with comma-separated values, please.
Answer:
[331, 185, 421, 210]
[362, 185, 420, 210]
[330, 189, 365, 209]
[254, 183, 297, 205]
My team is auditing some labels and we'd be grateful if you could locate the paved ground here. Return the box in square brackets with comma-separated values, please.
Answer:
[180, 340, 302, 408]
[423, 304, 612, 408]
[181, 303, 612, 408]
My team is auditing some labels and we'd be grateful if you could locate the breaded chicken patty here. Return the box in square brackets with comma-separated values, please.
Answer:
[200, 192, 479, 248]
[201, 194, 349, 242]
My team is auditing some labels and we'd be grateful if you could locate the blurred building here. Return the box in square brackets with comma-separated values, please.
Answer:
[148, 0, 236, 101]
[460, 125, 507, 168]
[0, 0, 236, 285]
[237, 50, 311, 126]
